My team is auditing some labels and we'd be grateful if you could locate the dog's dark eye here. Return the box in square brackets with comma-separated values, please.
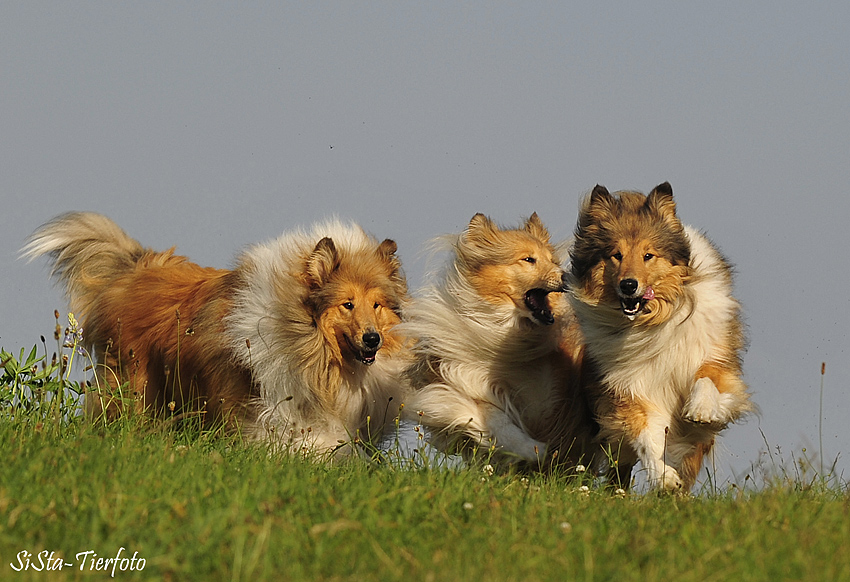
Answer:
[373, 302, 380, 309]
[612, 252, 623, 261]
[644, 253, 654, 261]
[522, 257, 536, 264]
[342, 302, 354, 310]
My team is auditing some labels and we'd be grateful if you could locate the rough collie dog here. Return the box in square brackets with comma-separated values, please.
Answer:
[567, 182, 753, 491]
[404, 213, 595, 465]
[24, 212, 410, 457]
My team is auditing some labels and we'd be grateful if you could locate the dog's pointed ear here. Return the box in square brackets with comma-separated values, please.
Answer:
[306, 237, 339, 287]
[376, 238, 406, 290]
[645, 182, 678, 222]
[587, 185, 615, 214]
[465, 213, 497, 243]
[524, 212, 550, 243]
[579, 184, 614, 227]
[590, 184, 612, 206]
[377, 238, 398, 259]
[468, 213, 495, 232]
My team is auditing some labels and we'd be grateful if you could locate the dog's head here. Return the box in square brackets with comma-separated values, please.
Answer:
[305, 237, 406, 367]
[456, 212, 567, 325]
[569, 182, 691, 323]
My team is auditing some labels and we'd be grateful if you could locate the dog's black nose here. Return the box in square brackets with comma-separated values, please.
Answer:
[619, 279, 639, 296]
[362, 332, 382, 350]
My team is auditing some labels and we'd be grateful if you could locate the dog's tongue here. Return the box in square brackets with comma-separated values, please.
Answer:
[642, 286, 655, 301]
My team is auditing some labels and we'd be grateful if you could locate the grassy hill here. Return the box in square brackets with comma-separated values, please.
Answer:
[1, 342, 848, 582]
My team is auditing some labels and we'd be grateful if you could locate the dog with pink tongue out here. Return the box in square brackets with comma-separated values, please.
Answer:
[566, 182, 754, 492]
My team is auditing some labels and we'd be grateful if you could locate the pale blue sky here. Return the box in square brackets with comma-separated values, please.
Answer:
[3, 2, 849, 483]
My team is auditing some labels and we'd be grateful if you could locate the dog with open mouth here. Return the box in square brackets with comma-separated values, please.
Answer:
[24, 213, 411, 458]
[567, 182, 754, 491]
[403, 213, 595, 465]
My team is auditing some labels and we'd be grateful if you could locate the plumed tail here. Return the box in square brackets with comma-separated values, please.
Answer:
[22, 212, 146, 313]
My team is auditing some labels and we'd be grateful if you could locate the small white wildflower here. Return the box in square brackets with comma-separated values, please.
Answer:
[615, 488, 627, 498]
[559, 522, 573, 533]
[462, 502, 474, 510]
[482, 464, 495, 477]
[520, 477, 529, 488]
[575, 464, 586, 473]
[578, 485, 590, 494]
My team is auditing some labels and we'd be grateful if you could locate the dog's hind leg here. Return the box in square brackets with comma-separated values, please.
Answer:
[679, 440, 713, 491]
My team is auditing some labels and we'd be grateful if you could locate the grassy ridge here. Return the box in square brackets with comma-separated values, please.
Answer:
[1, 336, 848, 582]
[1, 414, 848, 582]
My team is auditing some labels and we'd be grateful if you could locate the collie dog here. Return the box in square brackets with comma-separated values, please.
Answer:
[404, 213, 594, 465]
[24, 212, 410, 457]
[567, 182, 753, 491]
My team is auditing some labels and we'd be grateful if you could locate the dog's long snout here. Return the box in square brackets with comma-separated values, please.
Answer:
[619, 278, 639, 296]
[362, 331, 382, 350]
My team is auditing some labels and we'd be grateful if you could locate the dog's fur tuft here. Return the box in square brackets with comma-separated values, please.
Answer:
[567, 183, 753, 491]
[23, 212, 410, 457]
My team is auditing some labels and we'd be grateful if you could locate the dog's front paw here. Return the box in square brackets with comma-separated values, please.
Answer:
[683, 377, 730, 425]
[660, 467, 684, 492]
[648, 466, 684, 493]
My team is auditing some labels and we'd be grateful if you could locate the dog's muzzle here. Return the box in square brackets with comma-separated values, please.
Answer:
[526, 286, 564, 325]
[346, 332, 382, 365]
[618, 279, 655, 320]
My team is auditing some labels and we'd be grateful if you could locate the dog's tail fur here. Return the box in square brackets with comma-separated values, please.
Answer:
[22, 212, 147, 315]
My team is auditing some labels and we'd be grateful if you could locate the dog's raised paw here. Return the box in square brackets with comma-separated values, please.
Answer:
[683, 377, 730, 425]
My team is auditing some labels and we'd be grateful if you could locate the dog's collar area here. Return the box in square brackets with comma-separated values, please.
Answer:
[524, 289, 555, 325]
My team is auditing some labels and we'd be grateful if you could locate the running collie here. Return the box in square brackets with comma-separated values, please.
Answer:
[24, 212, 410, 457]
[404, 213, 595, 465]
[567, 182, 753, 491]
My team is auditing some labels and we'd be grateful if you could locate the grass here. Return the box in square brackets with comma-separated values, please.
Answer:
[2, 332, 849, 581]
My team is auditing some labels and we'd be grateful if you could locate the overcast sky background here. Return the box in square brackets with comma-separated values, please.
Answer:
[3, 2, 849, 485]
